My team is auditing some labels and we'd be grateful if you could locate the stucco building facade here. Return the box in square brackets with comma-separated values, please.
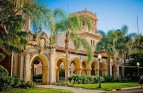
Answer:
[1, 9, 124, 84]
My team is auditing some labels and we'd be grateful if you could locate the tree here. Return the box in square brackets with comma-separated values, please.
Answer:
[58, 14, 93, 80]
[96, 29, 117, 63]
[0, 0, 52, 76]
[96, 25, 137, 79]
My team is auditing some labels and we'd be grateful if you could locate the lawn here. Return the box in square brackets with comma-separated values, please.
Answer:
[1, 88, 73, 93]
[74, 82, 139, 91]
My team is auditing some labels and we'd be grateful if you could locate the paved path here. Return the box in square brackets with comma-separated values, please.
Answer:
[105, 87, 143, 93]
[37, 85, 105, 93]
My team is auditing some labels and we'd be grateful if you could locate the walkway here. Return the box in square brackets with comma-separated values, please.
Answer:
[37, 85, 106, 93]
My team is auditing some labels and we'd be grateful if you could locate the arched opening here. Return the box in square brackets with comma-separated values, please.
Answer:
[56, 58, 66, 82]
[69, 58, 80, 76]
[31, 55, 48, 85]
[70, 62, 75, 75]
[81, 61, 88, 74]
[91, 61, 98, 75]
[112, 64, 117, 79]
[119, 66, 122, 79]
[101, 62, 106, 76]
[32, 60, 42, 84]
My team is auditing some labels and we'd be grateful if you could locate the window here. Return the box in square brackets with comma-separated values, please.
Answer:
[91, 40, 95, 46]
[91, 40, 92, 45]
[93, 40, 95, 46]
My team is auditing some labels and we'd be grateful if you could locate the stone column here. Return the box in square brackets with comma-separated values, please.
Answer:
[20, 54, 24, 80]
[76, 68, 82, 75]
[86, 69, 91, 75]
[110, 63, 112, 76]
[56, 69, 59, 82]
[13, 54, 18, 75]
[116, 64, 120, 78]
[42, 66, 48, 84]
[50, 49, 56, 84]
[24, 53, 30, 81]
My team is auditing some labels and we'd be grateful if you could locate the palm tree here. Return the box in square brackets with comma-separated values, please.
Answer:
[0, 0, 52, 76]
[115, 25, 137, 78]
[45, 8, 66, 84]
[58, 14, 93, 80]
[96, 29, 116, 62]
[96, 25, 137, 79]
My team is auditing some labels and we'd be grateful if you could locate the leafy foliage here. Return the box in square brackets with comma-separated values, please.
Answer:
[96, 25, 137, 64]
[68, 74, 105, 84]
[0, 65, 9, 76]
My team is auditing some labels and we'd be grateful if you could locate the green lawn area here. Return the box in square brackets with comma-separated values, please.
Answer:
[1, 88, 73, 93]
[74, 82, 139, 91]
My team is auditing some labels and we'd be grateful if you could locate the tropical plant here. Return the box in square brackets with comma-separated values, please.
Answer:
[96, 25, 137, 79]
[96, 29, 116, 62]
[58, 14, 93, 80]
[0, 0, 53, 76]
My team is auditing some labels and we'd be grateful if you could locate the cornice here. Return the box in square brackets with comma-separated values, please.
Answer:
[78, 32, 101, 40]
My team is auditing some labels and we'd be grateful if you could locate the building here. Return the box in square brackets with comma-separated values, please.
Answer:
[0, 8, 123, 84]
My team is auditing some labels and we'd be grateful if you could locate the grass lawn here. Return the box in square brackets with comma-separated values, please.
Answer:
[1, 88, 73, 93]
[74, 82, 139, 91]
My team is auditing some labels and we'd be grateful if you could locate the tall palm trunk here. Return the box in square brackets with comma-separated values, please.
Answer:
[10, 51, 14, 77]
[65, 30, 69, 81]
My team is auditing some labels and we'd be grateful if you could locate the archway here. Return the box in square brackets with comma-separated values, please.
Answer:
[81, 60, 88, 75]
[112, 64, 117, 79]
[69, 58, 80, 76]
[56, 58, 66, 82]
[91, 61, 98, 75]
[30, 54, 48, 85]
[101, 62, 106, 76]
[32, 60, 42, 83]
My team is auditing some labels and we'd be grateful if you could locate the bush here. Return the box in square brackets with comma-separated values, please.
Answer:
[0, 65, 9, 76]
[0, 65, 13, 91]
[103, 76, 114, 82]
[0, 65, 35, 91]
[33, 74, 42, 79]
[0, 75, 14, 91]
[19, 80, 36, 89]
[68, 74, 105, 84]
[11, 76, 22, 88]
[59, 68, 65, 77]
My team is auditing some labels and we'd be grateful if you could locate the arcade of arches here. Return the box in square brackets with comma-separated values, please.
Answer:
[0, 9, 124, 85]
[9, 48, 123, 84]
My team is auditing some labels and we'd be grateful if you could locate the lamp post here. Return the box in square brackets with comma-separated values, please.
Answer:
[98, 53, 102, 88]
[137, 62, 140, 83]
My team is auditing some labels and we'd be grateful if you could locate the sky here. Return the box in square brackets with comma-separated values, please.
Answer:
[38, 0, 143, 34]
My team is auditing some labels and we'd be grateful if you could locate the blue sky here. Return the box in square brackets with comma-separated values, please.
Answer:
[38, 0, 143, 34]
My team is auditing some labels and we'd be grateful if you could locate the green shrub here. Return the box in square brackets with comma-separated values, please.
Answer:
[59, 68, 65, 77]
[103, 76, 114, 82]
[68, 74, 105, 84]
[19, 80, 35, 89]
[0, 65, 35, 91]
[0, 65, 9, 76]
[11, 76, 22, 88]
[0, 74, 14, 91]
[33, 74, 42, 79]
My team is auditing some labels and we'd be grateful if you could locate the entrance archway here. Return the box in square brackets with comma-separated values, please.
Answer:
[101, 62, 106, 76]
[30, 54, 48, 85]
[69, 58, 80, 75]
[56, 58, 66, 82]
[91, 61, 98, 75]
[112, 64, 117, 79]
[81, 60, 88, 75]
[32, 60, 42, 83]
